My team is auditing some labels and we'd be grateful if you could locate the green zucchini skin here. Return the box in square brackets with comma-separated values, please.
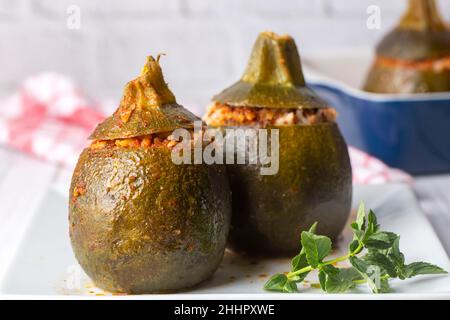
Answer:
[225, 123, 352, 256]
[69, 146, 231, 293]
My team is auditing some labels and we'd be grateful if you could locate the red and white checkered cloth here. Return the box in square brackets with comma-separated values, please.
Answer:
[0, 73, 411, 185]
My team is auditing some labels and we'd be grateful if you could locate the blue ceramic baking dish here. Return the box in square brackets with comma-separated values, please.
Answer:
[303, 53, 450, 175]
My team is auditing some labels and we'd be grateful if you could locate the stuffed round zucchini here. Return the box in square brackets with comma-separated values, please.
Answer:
[364, 0, 450, 93]
[204, 32, 352, 256]
[69, 56, 231, 293]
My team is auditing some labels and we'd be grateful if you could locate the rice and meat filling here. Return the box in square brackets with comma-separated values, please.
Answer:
[375, 55, 450, 73]
[90, 132, 186, 150]
[203, 102, 337, 127]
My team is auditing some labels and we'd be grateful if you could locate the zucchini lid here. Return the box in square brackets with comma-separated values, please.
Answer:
[213, 31, 327, 110]
[377, 0, 450, 61]
[90, 55, 199, 140]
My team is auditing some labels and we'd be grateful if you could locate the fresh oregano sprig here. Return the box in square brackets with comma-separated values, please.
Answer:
[264, 202, 447, 294]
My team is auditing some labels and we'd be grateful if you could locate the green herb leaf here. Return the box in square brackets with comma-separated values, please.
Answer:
[386, 236, 407, 279]
[290, 253, 310, 282]
[367, 210, 379, 231]
[290, 222, 319, 280]
[349, 256, 387, 293]
[404, 262, 447, 278]
[326, 270, 361, 293]
[292, 222, 319, 271]
[291, 253, 306, 271]
[355, 202, 366, 230]
[283, 281, 298, 293]
[343, 267, 365, 282]
[378, 278, 391, 293]
[321, 264, 340, 275]
[388, 237, 404, 263]
[352, 202, 381, 246]
[385, 237, 446, 280]
[264, 274, 287, 292]
[319, 265, 361, 293]
[365, 210, 380, 237]
[363, 251, 397, 278]
[301, 231, 332, 268]
[318, 269, 326, 290]
[353, 229, 365, 242]
[365, 231, 398, 250]
[349, 239, 360, 253]
[308, 222, 318, 234]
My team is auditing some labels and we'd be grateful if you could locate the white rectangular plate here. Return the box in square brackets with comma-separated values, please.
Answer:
[1, 183, 449, 299]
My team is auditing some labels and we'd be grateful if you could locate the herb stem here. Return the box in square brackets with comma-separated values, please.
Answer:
[352, 279, 367, 285]
[287, 241, 364, 280]
[286, 266, 313, 279]
[308, 274, 391, 288]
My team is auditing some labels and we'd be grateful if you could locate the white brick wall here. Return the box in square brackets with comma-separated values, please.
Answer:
[0, 0, 29, 19]
[328, 0, 406, 17]
[181, 0, 328, 19]
[0, 0, 449, 112]
[34, 0, 182, 18]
